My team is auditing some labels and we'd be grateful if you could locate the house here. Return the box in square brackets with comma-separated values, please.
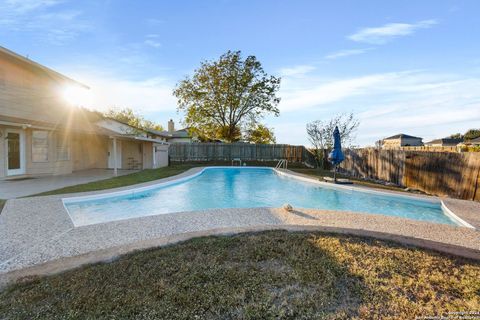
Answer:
[457, 137, 480, 149]
[424, 138, 463, 147]
[468, 137, 480, 145]
[0, 46, 168, 179]
[381, 134, 423, 149]
[146, 119, 197, 143]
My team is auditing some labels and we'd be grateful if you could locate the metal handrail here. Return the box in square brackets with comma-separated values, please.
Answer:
[275, 159, 287, 169]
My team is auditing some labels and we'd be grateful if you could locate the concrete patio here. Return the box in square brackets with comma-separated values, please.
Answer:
[0, 169, 137, 199]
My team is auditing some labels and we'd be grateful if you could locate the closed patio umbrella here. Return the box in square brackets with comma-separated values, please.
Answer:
[328, 126, 345, 182]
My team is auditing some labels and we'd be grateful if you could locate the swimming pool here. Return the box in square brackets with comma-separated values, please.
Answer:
[64, 167, 462, 227]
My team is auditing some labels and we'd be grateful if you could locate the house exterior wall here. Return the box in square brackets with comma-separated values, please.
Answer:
[382, 137, 423, 149]
[0, 127, 5, 178]
[72, 134, 109, 171]
[382, 138, 401, 149]
[426, 142, 443, 147]
[400, 137, 423, 147]
[0, 50, 164, 178]
[121, 140, 143, 170]
[1, 125, 76, 178]
[0, 54, 72, 124]
[24, 128, 72, 176]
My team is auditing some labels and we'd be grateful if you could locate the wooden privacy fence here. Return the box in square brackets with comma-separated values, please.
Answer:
[340, 148, 480, 201]
[169, 143, 316, 166]
[400, 146, 458, 152]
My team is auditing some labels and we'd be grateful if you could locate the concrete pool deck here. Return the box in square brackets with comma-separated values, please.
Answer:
[0, 169, 138, 199]
[0, 167, 479, 288]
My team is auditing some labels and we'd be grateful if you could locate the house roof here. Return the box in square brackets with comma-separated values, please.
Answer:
[146, 127, 191, 139]
[0, 113, 115, 135]
[425, 138, 464, 146]
[0, 46, 88, 89]
[0, 114, 167, 144]
[383, 133, 423, 140]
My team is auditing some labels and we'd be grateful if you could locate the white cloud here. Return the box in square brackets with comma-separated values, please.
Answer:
[0, 0, 90, 44]
[348, 20, 437, 44]
[325, 48, 373, 59]
[2, 0, 62, 13]
[278, 69, 480, 146]
[144, 35, 161, 48]
[279, 65, 315, 77]
[280, 71, 409, 111]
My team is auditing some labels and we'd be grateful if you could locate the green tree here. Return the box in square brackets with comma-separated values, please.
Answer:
[104, 108, 163, 131]
[464, 129, 480, 140]
[173, 50, 281, 142]
[449, 129, 480, 141]
[244, 123, 276, 144]
[449, 133, 463, 139]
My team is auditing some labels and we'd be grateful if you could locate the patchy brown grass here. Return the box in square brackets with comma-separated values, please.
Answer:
[290, 168, 423, 194]
[0, 199, 5, 214]
[0, 231, 478, 319]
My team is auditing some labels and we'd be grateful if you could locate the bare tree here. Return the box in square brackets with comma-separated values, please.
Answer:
[306, 112, 359, 168]
[306, 120, 326, 167]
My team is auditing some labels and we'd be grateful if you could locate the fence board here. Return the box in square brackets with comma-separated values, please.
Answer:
[168, 143, 316, 166]
[341, 149, 480, 201]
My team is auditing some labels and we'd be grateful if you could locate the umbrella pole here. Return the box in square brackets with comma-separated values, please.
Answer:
[333, 165, 337, 183]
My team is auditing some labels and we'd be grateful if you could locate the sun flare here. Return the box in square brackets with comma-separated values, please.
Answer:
[62, 85, 92, 107]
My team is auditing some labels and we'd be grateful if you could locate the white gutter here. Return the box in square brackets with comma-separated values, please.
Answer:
[0, 121, 32, 129]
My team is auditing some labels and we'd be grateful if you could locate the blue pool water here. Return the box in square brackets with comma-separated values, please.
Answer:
[65, 167, 458, 226]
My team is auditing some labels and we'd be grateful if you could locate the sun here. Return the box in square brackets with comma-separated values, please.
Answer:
[62, 85, 92, 107]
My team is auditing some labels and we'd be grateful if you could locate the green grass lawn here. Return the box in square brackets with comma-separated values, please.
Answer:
[1, 231, 478, 319]
[34, 164, 198, 196]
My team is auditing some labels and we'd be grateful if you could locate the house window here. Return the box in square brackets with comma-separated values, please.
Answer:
[32, 130, 49, 162]
[56, 133, 70, 161]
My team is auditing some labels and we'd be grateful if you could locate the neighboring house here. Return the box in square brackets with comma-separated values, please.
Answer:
[457, 137, 480, 148]
[469, 137, 480, 145]
[0, 46, 167, 179]
[146, 119, 197, 143]
[381, 134, 423, 149]
[424, 138, 463, 147]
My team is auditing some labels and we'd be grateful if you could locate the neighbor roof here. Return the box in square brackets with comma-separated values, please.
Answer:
[383, 134, 423, 140]
[146, 127, 191, 139]
[0, 46, 88, 89]
[425, 138, 463, 146]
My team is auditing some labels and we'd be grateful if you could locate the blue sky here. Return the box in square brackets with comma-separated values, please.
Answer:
[1, 0, 479, 146]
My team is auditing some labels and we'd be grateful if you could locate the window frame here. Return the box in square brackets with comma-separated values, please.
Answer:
[31, 130, 49, 163]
